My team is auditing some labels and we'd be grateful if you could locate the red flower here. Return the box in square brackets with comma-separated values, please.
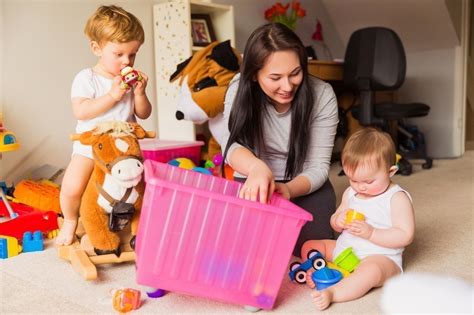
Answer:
[296, 8, 306, 18]
[264, 1, 306, 30]
[274, 3, 290, 15]
[265, 7, 277, 20]
[291, 1, 301, 11]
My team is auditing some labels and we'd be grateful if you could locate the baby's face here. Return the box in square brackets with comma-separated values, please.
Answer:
[344, 163, 392, 197]
[97, 40, 141, 77]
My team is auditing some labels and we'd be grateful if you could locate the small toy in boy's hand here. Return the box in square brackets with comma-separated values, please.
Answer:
[120, 66, 142, 90]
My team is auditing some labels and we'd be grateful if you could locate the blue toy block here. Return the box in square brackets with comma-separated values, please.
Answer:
[22, 231, 44, 252]
[0, 238, 7, 259]
[0, 181, 7, 194]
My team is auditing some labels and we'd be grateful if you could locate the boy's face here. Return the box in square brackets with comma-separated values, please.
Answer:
[92, 40, 141, 77]
[344, 162, 397, 198]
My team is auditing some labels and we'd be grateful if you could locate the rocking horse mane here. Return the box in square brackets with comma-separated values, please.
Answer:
[92, 121, 135, 137]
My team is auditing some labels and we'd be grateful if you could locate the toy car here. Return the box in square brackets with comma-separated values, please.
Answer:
[288, 249, 327, 284]
[0, 200, 58, 240]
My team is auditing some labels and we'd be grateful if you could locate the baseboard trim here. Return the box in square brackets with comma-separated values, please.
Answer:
[465, 141, 474, 150]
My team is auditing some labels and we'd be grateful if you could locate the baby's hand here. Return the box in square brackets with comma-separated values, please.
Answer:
[347, 220, 374, 240]
[133, 71, 148, 96]
[334, 210, 348, 230]
[109, 76, 127, 102]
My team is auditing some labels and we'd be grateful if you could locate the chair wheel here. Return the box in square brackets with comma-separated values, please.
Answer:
[397, 157, 412, 176]
[422, 159, 433, 169]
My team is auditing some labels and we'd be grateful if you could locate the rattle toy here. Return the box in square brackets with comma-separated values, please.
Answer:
[120, 66, 142, 90]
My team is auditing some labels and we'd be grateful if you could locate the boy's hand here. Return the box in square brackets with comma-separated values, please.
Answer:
[347, 220, 374, 240]
[133, 71, 148, 96]
[109, 76, 127, 102]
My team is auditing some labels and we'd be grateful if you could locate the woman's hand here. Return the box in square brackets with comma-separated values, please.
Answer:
[347, 220, 374, 240]
[239, 160, 275, 204]
[274, 182, 291, 200]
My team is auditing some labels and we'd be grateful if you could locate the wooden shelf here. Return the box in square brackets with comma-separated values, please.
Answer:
[153, 0, 235, 141]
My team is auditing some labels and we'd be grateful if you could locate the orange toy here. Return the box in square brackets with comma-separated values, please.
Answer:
[13, 180, 61, 213]
[112, 288, 141, 313]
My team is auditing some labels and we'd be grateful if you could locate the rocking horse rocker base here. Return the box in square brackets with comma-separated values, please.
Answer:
[58, 224, 136, 281]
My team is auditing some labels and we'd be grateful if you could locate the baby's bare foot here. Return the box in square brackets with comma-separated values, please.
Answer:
[306, 270, 316, 289]
[55, 219, 77, 246]
[311, 289, 333, 310]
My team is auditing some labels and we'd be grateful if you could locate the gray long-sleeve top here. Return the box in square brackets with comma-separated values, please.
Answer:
[219, 73, 339, 194]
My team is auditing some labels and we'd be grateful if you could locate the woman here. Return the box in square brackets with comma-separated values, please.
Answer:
[220, 23, 339, 256]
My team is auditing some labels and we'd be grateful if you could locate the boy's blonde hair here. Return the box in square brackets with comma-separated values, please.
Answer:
[341, 127, 396, 173]
[84, 5, 144, 45]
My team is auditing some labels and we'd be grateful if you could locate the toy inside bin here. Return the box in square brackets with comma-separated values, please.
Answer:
[139, 139, 204, 165]
[136, 160, 313, 310]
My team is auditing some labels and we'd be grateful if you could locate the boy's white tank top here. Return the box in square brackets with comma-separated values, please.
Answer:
[333, 184, 412, 271]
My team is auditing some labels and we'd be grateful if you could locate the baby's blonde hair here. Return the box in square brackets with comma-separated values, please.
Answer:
[84, 5, 144, 46]
[341, 127, 396, 173]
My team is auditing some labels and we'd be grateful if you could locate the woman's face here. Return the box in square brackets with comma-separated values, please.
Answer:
[256, 50, 303, 112]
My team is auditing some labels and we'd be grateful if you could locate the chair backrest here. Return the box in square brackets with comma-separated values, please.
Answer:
[344, 27, 406, 91]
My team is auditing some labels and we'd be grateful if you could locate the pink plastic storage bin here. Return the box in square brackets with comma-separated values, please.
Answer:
[139, 139, 204, 165]
[136, 160, 312, 310]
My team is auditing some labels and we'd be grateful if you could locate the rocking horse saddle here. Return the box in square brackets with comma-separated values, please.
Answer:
[97, 184, 135, 232]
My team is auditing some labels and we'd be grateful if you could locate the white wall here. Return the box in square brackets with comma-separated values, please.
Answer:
[1, 0, 337, 183]
[322, 0, 467, 158]
[400, 49, 461, 158]
[1, 0, 466, 184]
[218, 0, 344, 60]
[1, 0, 158, 183]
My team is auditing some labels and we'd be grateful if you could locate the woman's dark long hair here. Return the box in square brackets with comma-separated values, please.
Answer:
[223, 23, 314, 179]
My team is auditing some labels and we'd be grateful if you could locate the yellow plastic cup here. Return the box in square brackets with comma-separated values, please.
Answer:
[345, 209, 365, 224]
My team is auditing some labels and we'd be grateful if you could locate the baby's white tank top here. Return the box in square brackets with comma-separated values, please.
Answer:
[333, 184, 411, 271]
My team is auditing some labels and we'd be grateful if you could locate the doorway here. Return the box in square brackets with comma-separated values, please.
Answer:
[466, 1, 473, 149]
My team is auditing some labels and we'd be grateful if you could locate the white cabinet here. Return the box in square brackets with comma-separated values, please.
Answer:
[153, 0, 235, 140]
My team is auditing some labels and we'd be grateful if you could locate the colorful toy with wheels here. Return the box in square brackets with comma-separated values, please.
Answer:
[289, 249, 327, 284]
[0, 200, 59, 240]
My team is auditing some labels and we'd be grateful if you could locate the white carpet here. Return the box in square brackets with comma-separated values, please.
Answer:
[1, 152, 473, 314]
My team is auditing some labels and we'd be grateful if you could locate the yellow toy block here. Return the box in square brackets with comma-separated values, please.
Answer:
[0, 235, 22, 259]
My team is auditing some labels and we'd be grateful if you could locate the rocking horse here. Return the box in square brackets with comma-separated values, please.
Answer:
[58, 121, 155, 280]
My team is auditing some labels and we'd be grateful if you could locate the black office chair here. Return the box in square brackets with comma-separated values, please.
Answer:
[344, 27, 433, 174]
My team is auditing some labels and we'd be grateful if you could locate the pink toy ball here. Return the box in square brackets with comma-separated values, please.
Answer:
[212, 153, 223, 166]
[120, 66, 142, 89]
